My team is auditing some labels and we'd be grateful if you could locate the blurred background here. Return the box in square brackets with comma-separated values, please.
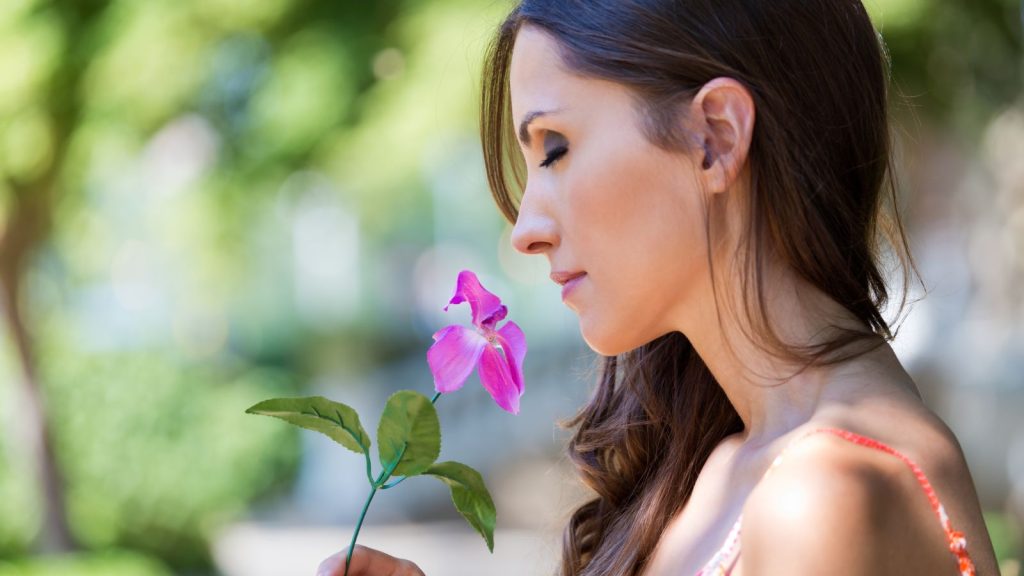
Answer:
[0, 0, 1021, 574]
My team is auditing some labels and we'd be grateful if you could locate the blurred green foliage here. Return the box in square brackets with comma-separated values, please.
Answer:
[0, 340, 301, 570]
[865, 0, 1022, 133]
[0, 0, 1020, 572]
[986, 511, 1023, 566]
[2, 0, 503, 566]
[0, 440, 38, 557]
[0, 549, 171, 576]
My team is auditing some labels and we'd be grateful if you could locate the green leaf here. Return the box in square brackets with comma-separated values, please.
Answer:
[376, 390, 440, 478]
[246, 396, 371, 455]
[425, 461, 496, 552]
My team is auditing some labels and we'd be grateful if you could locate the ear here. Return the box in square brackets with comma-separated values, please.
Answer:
[688, 77, 755, 194]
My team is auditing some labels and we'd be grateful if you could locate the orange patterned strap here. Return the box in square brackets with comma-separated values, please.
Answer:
[694, 427, 977, 576]
[813, 428, 977, 576]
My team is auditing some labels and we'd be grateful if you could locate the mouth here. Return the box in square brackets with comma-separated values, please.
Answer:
[559, 273, 587, 301]
[550, 270, 587, 286]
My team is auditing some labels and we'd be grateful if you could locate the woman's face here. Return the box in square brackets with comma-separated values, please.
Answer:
[509, 25, 715, 356]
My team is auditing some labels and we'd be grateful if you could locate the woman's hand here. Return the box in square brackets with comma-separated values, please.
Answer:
[317, 545, 425, 576]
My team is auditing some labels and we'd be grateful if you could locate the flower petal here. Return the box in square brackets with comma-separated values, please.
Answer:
[444, 270, 505, 329]
[427, 325, 487, 394]
[484, 305, 508, 329]
[478, 343, 521, 414]
[494, 321, 527, 394]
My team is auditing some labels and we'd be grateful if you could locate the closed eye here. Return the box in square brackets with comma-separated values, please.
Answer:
[540, 145, 568, 168]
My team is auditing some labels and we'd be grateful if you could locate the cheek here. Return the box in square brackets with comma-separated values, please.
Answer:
[567, 148, 708, 353]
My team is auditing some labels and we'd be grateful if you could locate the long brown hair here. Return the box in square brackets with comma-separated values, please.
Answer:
[479, 1, 916, 574]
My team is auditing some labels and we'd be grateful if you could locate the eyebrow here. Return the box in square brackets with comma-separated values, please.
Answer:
[517, 108, 563, 147]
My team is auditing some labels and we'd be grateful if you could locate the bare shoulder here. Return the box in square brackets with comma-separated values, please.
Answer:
[741, 432, 903, 575]
[740, 421, 975, 576]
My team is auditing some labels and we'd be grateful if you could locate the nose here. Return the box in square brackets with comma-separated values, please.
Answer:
[510, 188, 558, 256]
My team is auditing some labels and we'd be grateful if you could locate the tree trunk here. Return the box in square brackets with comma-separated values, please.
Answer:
[0, 178, 75, 553]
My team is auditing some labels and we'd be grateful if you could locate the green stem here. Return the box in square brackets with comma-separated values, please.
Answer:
[344, 391, 444, 574]
[363, 451, 374, 486]
[379, 444, 406, 485]
[344, 479, 380, 576]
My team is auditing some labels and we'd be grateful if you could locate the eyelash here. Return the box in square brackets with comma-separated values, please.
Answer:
[539, 146, 568, 168]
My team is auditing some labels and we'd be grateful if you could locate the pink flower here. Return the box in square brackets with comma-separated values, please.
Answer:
[427, 270, 527, 414]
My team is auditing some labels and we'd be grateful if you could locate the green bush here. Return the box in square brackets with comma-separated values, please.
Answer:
[0, 434, 40, 557]
[0, 348, 300, 571]
[986, 510, 1023, 567]
[0, 549, 171, 576]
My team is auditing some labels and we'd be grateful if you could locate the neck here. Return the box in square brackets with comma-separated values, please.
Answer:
[674, 263, 899, 446]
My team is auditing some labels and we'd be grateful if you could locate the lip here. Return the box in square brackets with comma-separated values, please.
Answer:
[550, 270, 586, 285]
[551, 270, 587, 302]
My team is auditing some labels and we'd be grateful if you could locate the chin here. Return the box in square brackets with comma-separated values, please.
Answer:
[579, 316, 639, 357]
[579, 310, 676, 357]
[581, 338, 624, 357]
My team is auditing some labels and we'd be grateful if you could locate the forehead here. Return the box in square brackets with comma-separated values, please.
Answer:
[509, 26, 580, 119]
[509, 26, 643, 137]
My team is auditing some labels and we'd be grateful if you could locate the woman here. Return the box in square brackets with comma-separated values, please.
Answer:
[320, 1, 1000, 574]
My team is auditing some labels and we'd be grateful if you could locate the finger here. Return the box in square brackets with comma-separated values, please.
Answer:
[317, 545, 415, 576]
[316, 551, 345, 576]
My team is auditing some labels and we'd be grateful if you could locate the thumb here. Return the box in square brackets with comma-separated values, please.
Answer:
[316, 549, 347, 576]
[318, 545, 407, 576]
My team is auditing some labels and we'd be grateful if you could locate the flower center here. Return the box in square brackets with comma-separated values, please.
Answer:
[479, 327, 499, 348]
